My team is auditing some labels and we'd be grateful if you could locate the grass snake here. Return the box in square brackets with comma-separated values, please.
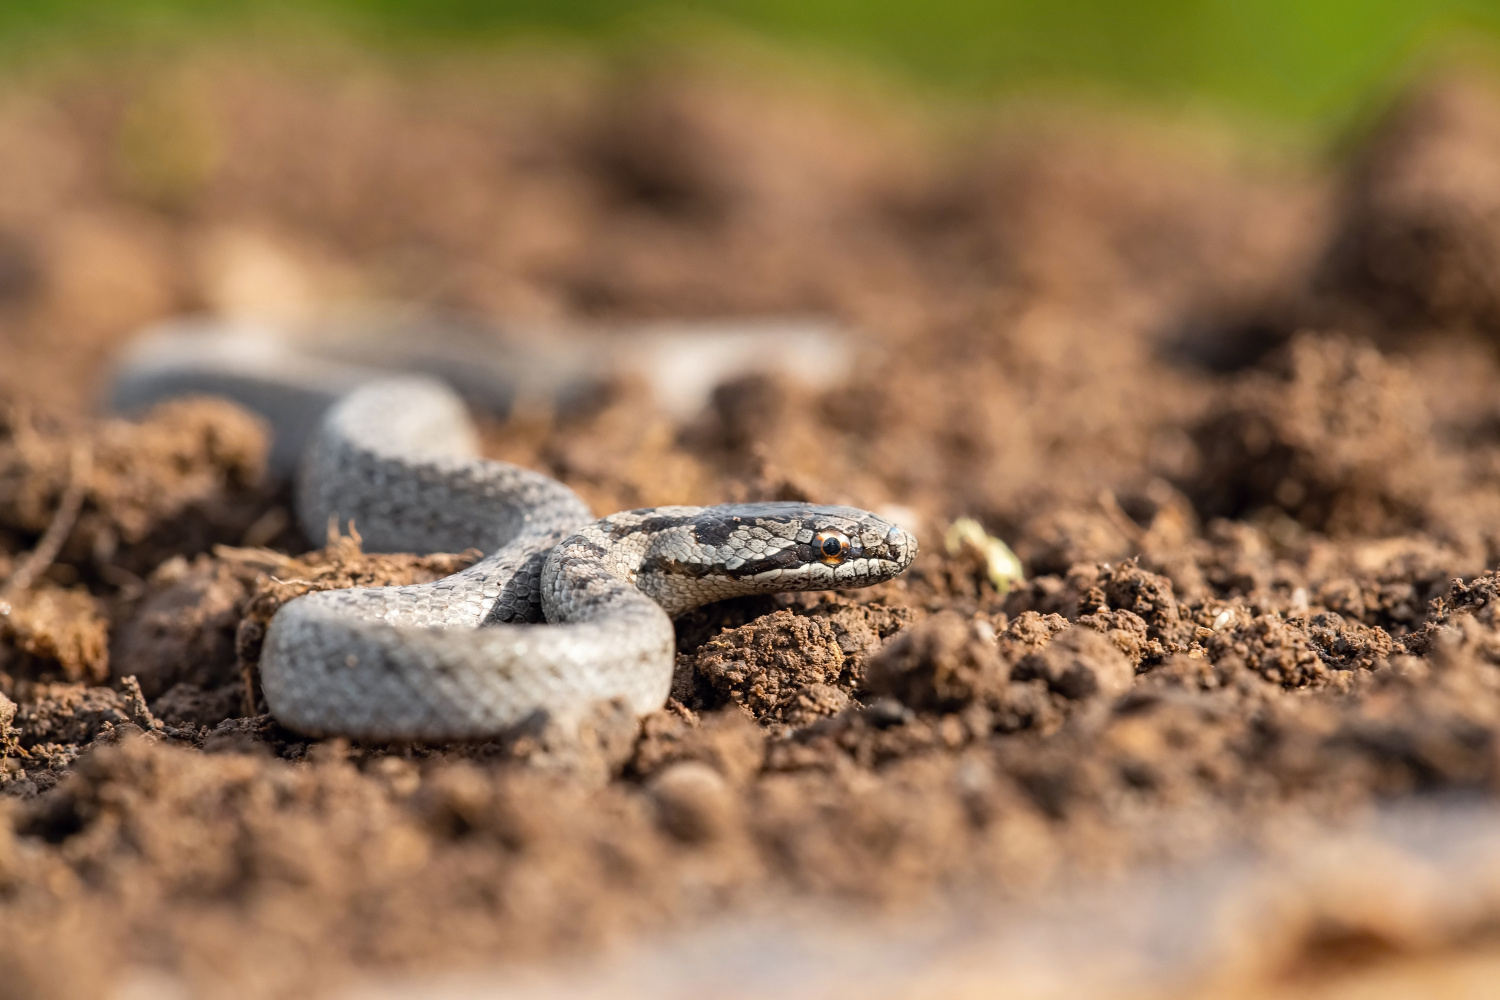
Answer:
[112, 321, 918, 741]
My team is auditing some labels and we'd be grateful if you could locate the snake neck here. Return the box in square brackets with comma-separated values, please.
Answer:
[537, 523, 659, 625]
[539, 507, 721, 621]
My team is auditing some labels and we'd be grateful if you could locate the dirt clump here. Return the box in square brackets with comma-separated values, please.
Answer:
[866, 610, 1008, 713]
[1186, 332, 1441, 535]
[1204, 613, 1336, 687]
[1012, 625, 1134, 701]
[0, 690, 17, 753]
[631, 707, 767, 785]
[0, 584, 109, 682]
[0, 397, 270, 578]
[10, 683, 135, 750]
[1304, 611, 1395, 670]
[111, 554, 259, 697]
[691, 603, 911, 724]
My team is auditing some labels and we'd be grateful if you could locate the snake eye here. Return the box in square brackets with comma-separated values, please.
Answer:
[814, 530, 850, 564]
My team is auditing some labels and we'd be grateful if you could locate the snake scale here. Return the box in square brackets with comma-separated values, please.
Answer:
[112, 322, 918, 741]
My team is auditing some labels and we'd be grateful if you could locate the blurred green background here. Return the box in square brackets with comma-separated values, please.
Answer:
[5, 0, 1500, 123]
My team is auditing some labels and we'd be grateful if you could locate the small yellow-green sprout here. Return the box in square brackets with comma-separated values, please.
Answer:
[944, 517, 1025, 595]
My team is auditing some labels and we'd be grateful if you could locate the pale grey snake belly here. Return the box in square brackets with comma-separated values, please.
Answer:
[111, 322, 917, 741]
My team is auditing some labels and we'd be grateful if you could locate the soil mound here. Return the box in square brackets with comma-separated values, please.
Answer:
[3, 57, 1500, 999]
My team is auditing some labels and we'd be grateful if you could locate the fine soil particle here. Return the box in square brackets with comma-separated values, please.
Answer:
[6, 53, 1500, 1000]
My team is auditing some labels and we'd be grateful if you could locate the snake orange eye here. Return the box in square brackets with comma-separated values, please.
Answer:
[814, 530, 850, 564]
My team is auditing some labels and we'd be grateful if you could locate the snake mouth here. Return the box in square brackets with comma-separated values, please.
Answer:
[747, 558, 908, 583]
[737, 552, 911, 587]
[645, 548, 910, 588]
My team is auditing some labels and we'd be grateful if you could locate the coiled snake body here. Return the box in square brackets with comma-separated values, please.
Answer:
[113, 324, 917, 741]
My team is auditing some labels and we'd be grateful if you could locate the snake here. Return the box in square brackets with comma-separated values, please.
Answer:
[111, 320, 918, 741]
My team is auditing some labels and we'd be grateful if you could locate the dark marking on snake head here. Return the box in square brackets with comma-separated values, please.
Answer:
[726, 544, 808, 579]
[691, 515, 737, 548]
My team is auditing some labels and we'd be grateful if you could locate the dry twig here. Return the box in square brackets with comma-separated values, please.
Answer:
[1, 438, 92, 595]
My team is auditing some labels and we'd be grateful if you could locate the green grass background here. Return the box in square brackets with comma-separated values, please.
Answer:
[6, 0, 1500, 123]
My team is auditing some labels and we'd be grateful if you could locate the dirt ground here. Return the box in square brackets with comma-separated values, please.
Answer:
[7, 48, 1500, 999]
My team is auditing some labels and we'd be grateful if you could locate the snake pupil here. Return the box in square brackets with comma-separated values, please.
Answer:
[822, 537, 842, 556]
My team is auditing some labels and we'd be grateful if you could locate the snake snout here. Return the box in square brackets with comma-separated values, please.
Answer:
[859, 519, 917, 580]
[884, 523, 919, 571]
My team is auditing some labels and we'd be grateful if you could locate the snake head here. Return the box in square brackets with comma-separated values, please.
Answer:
[628, 502, 919, 614]
[779, 504, 920, 587]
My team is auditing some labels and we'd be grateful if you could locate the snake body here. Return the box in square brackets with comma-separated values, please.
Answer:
[113, 325, 917, 741]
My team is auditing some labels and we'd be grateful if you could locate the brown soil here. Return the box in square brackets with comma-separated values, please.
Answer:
[6, 51, 1500, 999]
